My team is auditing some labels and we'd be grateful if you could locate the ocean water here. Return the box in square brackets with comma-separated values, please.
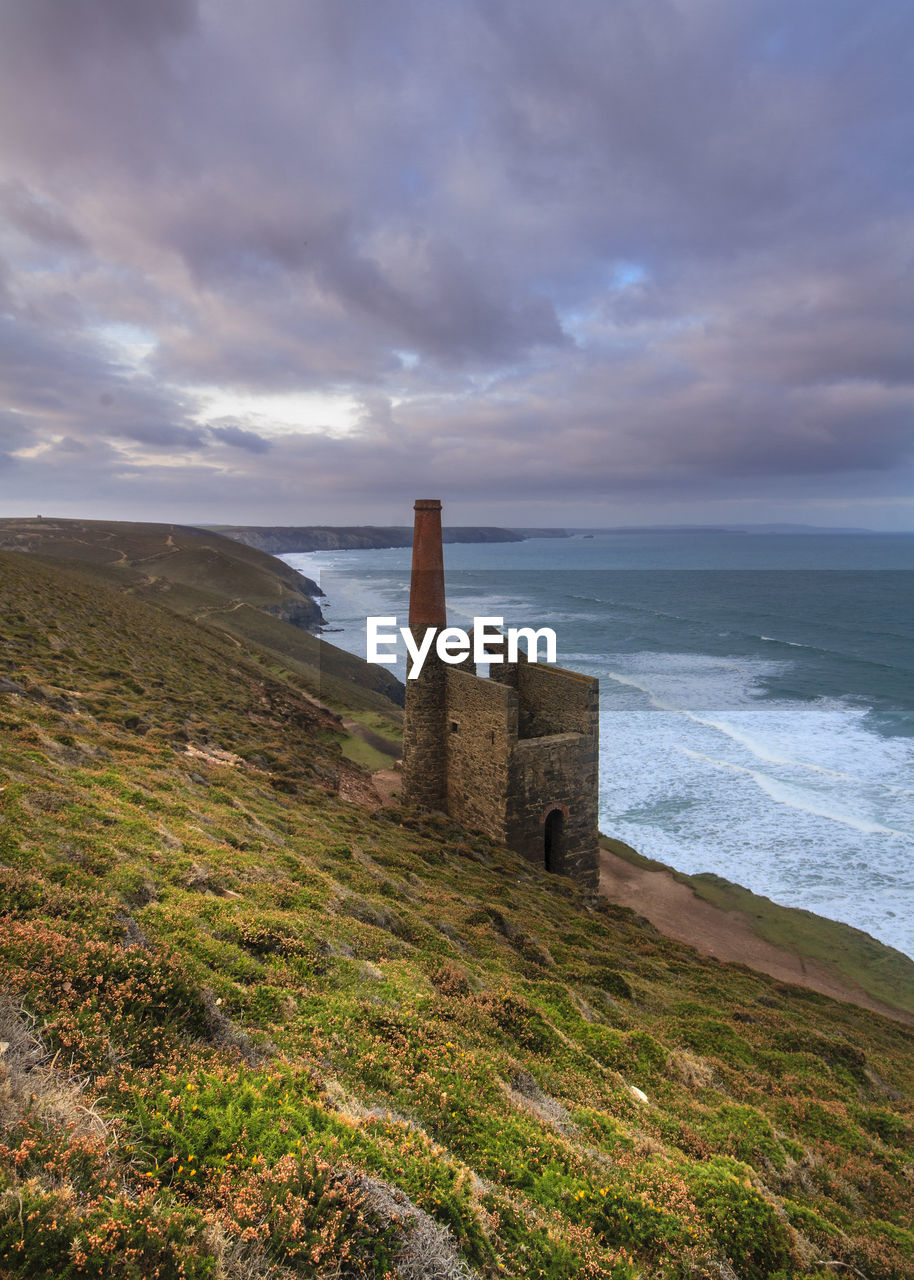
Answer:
[283, 533, 914, 958]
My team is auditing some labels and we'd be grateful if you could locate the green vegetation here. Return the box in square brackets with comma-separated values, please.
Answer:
[1, 543, 913, 1279]
[0, 514, 404, 728]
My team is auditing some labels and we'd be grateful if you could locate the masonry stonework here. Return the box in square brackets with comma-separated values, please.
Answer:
[443, 668, 513, 837]
[401, 499, 599, 890]
[401, 501, 448, 811]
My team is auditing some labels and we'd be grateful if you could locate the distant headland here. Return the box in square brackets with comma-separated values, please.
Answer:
[205, 524, 570, 553]
[206, 523, 897, 555]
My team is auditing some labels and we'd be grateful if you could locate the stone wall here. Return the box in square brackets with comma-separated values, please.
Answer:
[516, 662, 597, 739]
[402, 654, 448, 810]
[441, 659, 600, 888]
[443, 667, 515, 841]
[406, 642, 600, 889]
[508, 731, 599, 889]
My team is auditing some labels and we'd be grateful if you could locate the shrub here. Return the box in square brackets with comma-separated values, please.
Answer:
[0, 921, 209, 1073]
[701, 1104, 787, 1170]
[861, 1109, 911, 1147]
[589, 1186, 687, 1254]
[687, 1159, 794, 1279]
[0, 1177, 214, 1279]
[678, 1019, 754, 1065]
[209, 1154, 397, 1275]
[473, 992, 554, 1052]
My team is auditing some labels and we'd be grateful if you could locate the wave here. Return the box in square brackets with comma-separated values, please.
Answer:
[602, 664, 914, 794]
[760, 635, 808, 648]
[677, 747, 912, 839]
[753, 633, 912, 676]
[567, 593, 611, 606]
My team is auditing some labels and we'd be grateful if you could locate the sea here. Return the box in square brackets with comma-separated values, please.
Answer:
[282, 532, 914, 960]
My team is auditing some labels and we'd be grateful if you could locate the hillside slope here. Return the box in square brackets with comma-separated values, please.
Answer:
[0, 516, 404, 722]
[1, 553, 913, 1280]
[0, 516, 326, 630]
[600, 837, 914, 1023]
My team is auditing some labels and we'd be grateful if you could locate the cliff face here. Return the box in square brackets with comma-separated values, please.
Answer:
[508, 527, 570, 538]
[211, 525, 529, 553]
[261, 598, 326, 631]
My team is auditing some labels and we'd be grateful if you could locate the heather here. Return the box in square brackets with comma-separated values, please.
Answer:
[1, 547, 913, 1279]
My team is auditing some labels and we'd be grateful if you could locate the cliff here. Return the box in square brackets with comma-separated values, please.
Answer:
[209, 524, 530, 553]
[0, 516, 404, 712]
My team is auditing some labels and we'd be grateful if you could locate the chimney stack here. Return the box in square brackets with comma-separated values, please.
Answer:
[408, 499, 446, 631]
[401, 499, 447, 810]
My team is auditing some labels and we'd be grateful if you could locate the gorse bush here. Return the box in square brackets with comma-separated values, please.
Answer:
[687, 1160, 794, 1279]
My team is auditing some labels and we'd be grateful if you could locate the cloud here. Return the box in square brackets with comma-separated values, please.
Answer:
[0, 0, 912, 523]
[0, 181, 89, 251]
[0, 409, 35, 454]
[208, 422, 272, 453]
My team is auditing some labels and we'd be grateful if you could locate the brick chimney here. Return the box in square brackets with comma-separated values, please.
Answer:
[402, 499, 447, 810]
[408, 499, 446, 631]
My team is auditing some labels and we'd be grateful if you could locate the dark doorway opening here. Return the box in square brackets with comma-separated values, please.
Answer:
[544, 808, 566, 874]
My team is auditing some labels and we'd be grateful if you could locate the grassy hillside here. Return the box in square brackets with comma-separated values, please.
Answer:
[0, 516, 404, 725]
[0, 517, 326, 630]
[1, 551, 913, 1279]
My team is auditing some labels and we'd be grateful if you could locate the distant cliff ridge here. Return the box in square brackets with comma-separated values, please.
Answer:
[207, 524, 566, 554]
[0, 516, 327, 632]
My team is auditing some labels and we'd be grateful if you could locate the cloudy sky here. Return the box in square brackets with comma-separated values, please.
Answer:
[1, 0, 913, 528]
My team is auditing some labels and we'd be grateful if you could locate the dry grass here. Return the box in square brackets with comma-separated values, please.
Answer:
[669, 1048, 718, 1091]
[0, 995, 109, 1143]
[504, 1067, 575, 1134]
[202, 1221, 300, 1280]
[357, 1175, 481, 1280]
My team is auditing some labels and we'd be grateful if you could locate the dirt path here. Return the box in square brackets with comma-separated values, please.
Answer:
[132, 545, 183, 565]
[343, 721, 400, 758]
[193, 599, 248, 622]
[370, 769, 402, 806]
[599, 846, 914, 1025]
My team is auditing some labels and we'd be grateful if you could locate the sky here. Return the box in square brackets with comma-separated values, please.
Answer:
[1, 0, 913, 529]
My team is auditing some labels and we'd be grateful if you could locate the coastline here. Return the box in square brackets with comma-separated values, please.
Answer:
[285, 536, 914, 960]
[205, 524, 558, 554]
[599, 834, 914, 1026]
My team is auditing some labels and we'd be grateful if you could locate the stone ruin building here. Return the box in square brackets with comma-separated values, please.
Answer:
[401, 499, 599, 889]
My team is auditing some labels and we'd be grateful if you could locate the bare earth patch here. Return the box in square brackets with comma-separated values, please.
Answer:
[338, 762, 384, 806]
[371, 768, 402, 807]
[599, 845, 914, 1026]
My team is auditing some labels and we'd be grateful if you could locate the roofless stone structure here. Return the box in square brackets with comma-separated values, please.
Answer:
[402, 499, 599, 889]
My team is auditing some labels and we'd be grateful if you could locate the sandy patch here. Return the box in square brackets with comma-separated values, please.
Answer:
[599, 846, 914, 1026]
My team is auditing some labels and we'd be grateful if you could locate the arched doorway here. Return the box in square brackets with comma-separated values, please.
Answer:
[543, 808, 566, 874]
